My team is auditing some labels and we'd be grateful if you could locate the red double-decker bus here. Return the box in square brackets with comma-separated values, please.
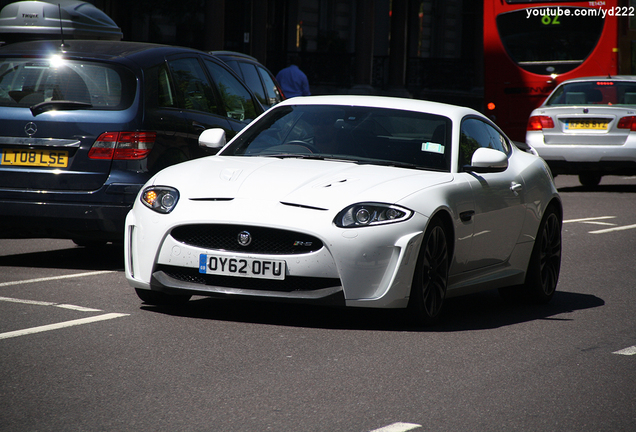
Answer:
[484, 0, 620, 141]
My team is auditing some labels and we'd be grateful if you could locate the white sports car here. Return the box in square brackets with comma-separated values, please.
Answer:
[124, 96, 562, 325]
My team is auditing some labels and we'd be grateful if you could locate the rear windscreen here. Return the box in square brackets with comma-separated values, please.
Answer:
[497, 7, 605, 75]
[546, 81, 636, 106]
[0, 57, 136, 109]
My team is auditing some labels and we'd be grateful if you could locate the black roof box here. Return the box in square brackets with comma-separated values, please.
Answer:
[0, 0, 122, 44]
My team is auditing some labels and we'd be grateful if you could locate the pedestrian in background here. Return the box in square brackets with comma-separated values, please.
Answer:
[276, 55, 310, 98]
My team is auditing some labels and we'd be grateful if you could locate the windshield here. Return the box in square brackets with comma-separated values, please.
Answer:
[497, 7, 605, 75]
[220, 104, 452, 172]
[545, 81, 636, 106]
[0, 57, 136, 109]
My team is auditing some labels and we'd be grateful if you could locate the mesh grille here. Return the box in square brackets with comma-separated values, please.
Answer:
[158, 265, 341, 293]
[170, 224, 323, 254]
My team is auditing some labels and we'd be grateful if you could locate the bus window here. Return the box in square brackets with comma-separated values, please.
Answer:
[497, 7, 605, 75]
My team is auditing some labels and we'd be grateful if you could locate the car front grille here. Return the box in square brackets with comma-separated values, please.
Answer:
[170, 224, 323, 254]
[157, 264, 341, 293]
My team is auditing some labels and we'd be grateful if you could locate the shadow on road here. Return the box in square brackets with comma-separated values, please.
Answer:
[0, 244, 124, 271]
[141, 289, 604, 332]
[558, 183, 636, 194]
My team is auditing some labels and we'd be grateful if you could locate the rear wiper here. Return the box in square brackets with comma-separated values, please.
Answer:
[31, 100, 92, 116]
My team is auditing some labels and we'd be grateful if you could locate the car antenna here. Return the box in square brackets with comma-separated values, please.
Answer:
[58, 3, 66, 50]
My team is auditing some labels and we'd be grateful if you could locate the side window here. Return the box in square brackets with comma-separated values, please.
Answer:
[238, 62, 266, 106]
[257, 66, 283, 106]
[168, 57, 217, 113]
[459, 118, 509, 168]
[459, 118, 489, 168]
[483, 122, 510, 153]
[203, 59, 258, 122]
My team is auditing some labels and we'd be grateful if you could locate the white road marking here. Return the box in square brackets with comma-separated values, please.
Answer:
[589, 224, 636, 234]
[369, 423, 421, 432]
[613, 346, 636, 356]
[562, 216, 636, 234]
[0, 270, 113, 287]
[0, 296, 102, 312]
[563, 216, 616, 224]
[0, 313, 129, 340]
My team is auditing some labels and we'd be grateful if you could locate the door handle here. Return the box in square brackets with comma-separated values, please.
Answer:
[510, 182, 523, 195]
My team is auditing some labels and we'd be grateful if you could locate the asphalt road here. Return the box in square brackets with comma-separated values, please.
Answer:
[1, 175, 635, 432]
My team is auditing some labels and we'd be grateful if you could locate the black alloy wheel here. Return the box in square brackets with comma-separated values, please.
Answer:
[525, 206, 562, 303]
[408, 219, 450, 326]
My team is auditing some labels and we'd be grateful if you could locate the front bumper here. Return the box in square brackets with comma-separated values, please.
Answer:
[125, 204, 427, 309]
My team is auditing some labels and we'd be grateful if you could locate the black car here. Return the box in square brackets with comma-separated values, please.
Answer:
[211, 51, 284, 109]
[0, 40, 264, 244]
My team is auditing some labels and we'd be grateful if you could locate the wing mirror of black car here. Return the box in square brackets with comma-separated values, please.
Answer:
[463, 147, 508, 173]
[199, 128, 226, 150]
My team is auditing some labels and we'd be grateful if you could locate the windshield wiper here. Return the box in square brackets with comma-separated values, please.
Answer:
[31, 100, 92, 116]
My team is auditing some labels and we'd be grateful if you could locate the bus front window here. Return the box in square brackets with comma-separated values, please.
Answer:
[497, 7, 605, 75]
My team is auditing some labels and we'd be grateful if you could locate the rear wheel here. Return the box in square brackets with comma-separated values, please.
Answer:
[578, 172, 601, 187]
[523, 205, 562, 303]
[408, 219, 450, 326]
[135, 288, 191, 306]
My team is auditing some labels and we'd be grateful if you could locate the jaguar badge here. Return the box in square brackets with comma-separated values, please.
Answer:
[237, 231, 252, 247]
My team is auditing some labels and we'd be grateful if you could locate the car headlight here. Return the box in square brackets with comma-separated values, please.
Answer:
[141, 186, 179, 214]
[334, 203, 412, 228]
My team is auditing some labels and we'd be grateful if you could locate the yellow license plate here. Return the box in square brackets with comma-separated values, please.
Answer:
[566, 120, 609, 130]
[1, 149, 69, 167]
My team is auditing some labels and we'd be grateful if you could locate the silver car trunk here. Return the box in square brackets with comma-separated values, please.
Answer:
[539, 106, 633, 146]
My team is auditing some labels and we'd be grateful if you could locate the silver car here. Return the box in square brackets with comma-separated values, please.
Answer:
[526, 76, 636, 186]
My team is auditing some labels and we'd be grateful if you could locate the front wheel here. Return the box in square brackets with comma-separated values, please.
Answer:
[135, 288, 191, 306]
[523, 205, 562, 303]
[407, 219, 450, 326]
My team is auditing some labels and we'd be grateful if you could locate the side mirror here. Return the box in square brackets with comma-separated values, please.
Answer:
[199, 128, 226, 150]
[464, 147, 508, 173]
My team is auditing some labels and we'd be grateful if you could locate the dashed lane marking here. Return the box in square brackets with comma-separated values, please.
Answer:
[563, 216, 616, 225]
[0, 271, 126, 340]
[369, 423, 422, 432]
[613, 346, 636, 356]
[589, 224, 636, 234]
[563, 216, 636, 234]
[0, 271, 114, 288]
[0, 313, 129, 340]
[0, 296, 102, 312]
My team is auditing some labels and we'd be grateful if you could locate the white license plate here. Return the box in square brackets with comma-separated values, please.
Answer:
[199, 254, 286, 280]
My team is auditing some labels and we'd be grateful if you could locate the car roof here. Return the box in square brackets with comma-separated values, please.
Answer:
[0, 39, 208, 63]
[210, 50, 260, 63]
[557, 76, 636, 84]
[276, 95, 481, 119]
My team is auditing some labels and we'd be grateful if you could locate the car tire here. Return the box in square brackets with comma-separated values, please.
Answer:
[522, 205, 562, 303]
[407, 218, 450, 326]
[578, 172, 602, 187]
[135, 288, 191, 306]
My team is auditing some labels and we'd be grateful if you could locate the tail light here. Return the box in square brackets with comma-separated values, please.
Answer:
[617, 116, 636, 131]
[88, 132, 156, 160]
[527, 116, 554, 131]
